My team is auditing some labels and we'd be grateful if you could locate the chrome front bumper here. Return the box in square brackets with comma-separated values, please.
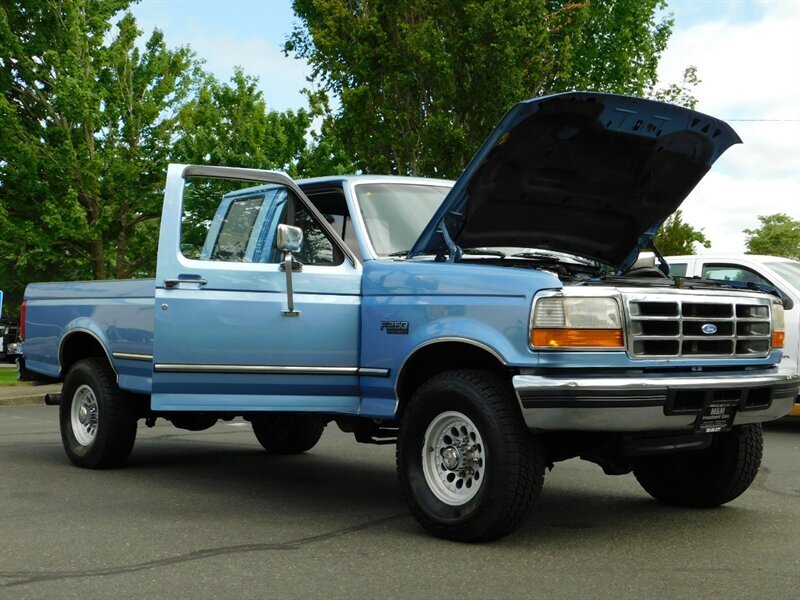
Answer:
[513, 369, 800, 432]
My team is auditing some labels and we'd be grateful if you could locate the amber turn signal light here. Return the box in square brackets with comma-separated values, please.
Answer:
[531, 328, 624, 348]
[772, 330, 785, 348]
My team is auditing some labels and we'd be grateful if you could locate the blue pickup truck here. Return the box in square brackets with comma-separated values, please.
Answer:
[19, 93, 799, 541]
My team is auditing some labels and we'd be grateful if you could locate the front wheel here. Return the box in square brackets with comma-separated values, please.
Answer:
[59, 358, 138, 468]
[633, 424, 763, 507]
[397, 370, 544, 542]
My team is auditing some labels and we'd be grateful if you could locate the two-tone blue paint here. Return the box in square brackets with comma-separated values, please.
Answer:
[21, 280, 155, 393]
[22, 167, 786, 420]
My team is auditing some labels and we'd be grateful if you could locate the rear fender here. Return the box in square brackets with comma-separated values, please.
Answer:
[59, 319, 117, 379]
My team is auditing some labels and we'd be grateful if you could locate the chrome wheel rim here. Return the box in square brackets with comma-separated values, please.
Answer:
[422, 411, 486, 505]
[71, 384, 99, 446]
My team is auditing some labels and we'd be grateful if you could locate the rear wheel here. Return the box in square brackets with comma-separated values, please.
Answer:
[397, 370, 544, 542]
[634, 424, 763, 507]
[60, 358, 138, 468]
[251, 414, 326, 454]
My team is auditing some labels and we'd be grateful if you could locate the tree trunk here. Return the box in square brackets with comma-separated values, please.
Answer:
[116, 220, 129, 279]
[90, 237, 106, 279]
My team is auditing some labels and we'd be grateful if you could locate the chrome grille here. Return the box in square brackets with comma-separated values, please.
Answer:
[625, 292, 773, 359]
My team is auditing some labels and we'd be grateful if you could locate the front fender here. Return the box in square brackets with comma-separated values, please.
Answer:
[399, 316, 530, 369]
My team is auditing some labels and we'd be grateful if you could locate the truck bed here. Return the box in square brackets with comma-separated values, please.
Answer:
[23, 279, 155, 394]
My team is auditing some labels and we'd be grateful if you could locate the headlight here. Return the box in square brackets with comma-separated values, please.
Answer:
[772, 301, 785, 349]
[531, 294, 624, 349]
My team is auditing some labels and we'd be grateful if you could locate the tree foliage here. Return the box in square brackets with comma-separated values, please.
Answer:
[175, 69, 311, 175]
[744, 214, 800, 260]
[172, 70, 314, 254]
[286, 0, 682, 178]
[1, 1, 198, 298]
[653, 210, 711, 256]
[0, 1, 313, 313]
[650, 65, 700, 109]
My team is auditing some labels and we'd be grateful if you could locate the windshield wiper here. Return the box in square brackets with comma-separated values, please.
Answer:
[388, 250, 409, 257]
[511, 251, 558, 260]
[512, 251, 608, 275]
[462, 248, 507, 258]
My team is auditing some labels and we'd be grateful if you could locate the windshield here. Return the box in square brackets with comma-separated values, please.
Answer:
[766, 261, 800, 291]
[354, 182, 450, 256]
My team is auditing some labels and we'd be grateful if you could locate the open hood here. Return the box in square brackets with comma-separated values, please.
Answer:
[408, 92, 741, 271]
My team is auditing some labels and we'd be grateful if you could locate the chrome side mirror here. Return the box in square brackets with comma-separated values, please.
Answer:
[630, 252, 656, 270]
[277, 224, 303, 253]
[277, 224, 303, 317]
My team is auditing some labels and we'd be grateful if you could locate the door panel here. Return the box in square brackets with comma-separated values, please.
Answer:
[152, 165, 362, 413]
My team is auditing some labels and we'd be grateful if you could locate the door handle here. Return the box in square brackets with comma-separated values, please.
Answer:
[164, 276, 208, 289]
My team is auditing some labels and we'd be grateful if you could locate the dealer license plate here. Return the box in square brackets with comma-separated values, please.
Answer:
[695, 398, 739, 433]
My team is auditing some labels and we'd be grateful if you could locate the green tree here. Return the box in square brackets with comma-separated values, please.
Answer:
[0, 1, 199, 309]
[650, 65, 700, 109]
[172, 69, 314, 253]
[293, 89, 358, 177]
[174, 69, 311, 175]
[744, 214, 800, 260]
[653, 210, 711, 255]
[286, 0, 683, 178]
[0, 1, 317, 312]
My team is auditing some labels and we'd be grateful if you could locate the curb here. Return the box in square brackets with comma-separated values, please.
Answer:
[0, 394, 47, 407]
[1, 383, 61, 407]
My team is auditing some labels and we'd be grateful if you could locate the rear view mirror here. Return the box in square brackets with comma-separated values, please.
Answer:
[630, 252, 656, 270]
[779, 291, 794, 310]
[277, 224, 303, 253]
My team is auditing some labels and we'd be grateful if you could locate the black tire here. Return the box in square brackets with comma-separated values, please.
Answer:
[251, 414, 326, 454]
[59, 357, 138, 469]
[633, 424, 763, 508]
[396, 370, 544, 542]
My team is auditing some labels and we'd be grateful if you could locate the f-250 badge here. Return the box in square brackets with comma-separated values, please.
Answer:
[380, 321, 409, 334]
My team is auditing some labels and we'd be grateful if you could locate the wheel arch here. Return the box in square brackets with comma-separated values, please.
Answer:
[59, 328, 117, 379]
[395, 338, 512, 418]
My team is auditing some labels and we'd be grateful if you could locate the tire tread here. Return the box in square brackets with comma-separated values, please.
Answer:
[634, 424, 762, 507]
[60, 357, 137, 469]
[397, 370, 544, 542]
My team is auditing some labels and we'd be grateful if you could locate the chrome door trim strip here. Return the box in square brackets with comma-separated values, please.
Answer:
[112, 352, 154, 362]
[153, 364, 390, 377]
[358, 367, 391, 377]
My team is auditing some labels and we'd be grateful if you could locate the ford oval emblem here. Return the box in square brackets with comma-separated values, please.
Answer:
[701, 323, 718, 335]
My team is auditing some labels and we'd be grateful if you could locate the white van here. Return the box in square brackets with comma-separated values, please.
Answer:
[665, 255, 800, 415]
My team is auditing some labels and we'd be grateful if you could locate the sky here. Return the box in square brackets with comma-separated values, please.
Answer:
[130, 0, 800, 254]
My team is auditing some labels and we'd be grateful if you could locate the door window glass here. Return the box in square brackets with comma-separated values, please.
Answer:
[210, 195, 264, 262]
[179, 176, 343, 266]
[180, 176, 276, 262]
[765, 261, 800, 288]
[701, 264, 772, 286]
[668, 262, 688, 277]
[302, 186, 363, 261]
[266, 197, 344, 266]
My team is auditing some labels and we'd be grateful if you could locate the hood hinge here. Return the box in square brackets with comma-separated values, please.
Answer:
[436, 216, 463, 263]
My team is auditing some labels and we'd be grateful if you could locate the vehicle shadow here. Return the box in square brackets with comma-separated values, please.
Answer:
[763, 418, 800, 432]
[7, 425, 778, 547]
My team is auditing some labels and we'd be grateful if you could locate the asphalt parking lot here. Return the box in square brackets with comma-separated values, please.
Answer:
[1, 404, 798, 600]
